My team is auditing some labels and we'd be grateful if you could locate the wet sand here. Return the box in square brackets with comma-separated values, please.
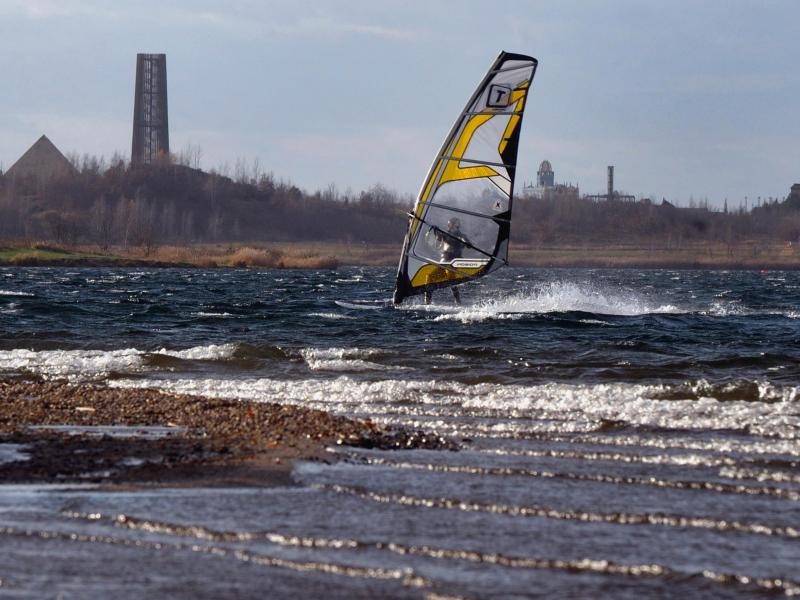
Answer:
[0, 379, 453, 488]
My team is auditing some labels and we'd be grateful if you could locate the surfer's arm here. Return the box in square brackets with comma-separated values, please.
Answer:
[425, 226, 445, 249]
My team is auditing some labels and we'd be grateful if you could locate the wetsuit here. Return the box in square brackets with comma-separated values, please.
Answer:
[424, 226, 469, 304]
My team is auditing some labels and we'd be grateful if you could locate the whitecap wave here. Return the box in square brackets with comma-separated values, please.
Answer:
[425, 281, 681, 322]
[307, 359, 395, 372]
[299, 347, 396, 371]
[0, 290, 33, 297]
[300, 347, 381, 360]
[155, 343, 239, 361]
[704, 300, 747, 317]
[0, 348, 145, 381]
[108, 375, 800, 441]
[0, 344, 241, 381]
[704, 302, 800, 319]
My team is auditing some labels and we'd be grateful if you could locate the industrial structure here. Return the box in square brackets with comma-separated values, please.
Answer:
[585, 166, 635, 202]
[131, 53, 169, 165]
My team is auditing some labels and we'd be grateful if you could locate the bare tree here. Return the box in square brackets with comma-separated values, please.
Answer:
[90, 198, 115, 249]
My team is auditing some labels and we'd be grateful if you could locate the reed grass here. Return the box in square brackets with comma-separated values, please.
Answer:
[2, 239, 797, 270]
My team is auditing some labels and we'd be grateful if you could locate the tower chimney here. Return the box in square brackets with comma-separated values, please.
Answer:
[131, 53, 169, 164]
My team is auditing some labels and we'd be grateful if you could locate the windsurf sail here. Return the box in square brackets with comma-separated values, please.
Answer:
[393, 51, 538, 304]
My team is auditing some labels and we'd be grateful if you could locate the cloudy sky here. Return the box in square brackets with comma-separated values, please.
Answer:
[0, 0, 797, 207]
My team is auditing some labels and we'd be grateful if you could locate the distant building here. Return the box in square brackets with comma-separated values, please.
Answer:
[523, 159, 579, 200]
[5, 135, 75, 184]
[536, 160, 554, 188]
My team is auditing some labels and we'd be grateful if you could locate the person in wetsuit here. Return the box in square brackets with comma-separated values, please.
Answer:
[424, 217, 469, 304]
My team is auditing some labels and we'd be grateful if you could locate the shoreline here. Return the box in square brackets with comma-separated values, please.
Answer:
[2, 241, 799, 270]
[0, 379, 454, 489]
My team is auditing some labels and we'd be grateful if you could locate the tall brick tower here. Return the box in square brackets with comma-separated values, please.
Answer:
[131, 53, 169, 164]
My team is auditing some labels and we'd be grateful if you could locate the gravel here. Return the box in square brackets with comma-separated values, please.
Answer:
[0, 379, 456, 487]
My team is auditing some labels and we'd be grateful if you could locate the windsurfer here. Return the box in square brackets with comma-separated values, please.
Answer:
[424, 217, 469, 304]
[391, 52, 536, 306]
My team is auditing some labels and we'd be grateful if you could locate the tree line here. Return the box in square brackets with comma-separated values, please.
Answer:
[514, 190, 800, 249]
[0, 154, 798, 251]
[0, 155, 410, 248]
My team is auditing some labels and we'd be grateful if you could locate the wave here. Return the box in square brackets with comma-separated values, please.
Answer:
[299, 347, 400, 372]
[703, 301, 800, 319]
[0, 290, 34, 297]
[343, 455, 799, 500]
[0, 522, 429, 589]
[321, 484, 800, 539]
[422, 282, 682, 322]
[0, 343, 245, 381]
[306, 312, 357, 320]
[0, 344, 409, 380]
[155, 343, 239, 361]
[64, 510, 800, 597]
[108, 375, 800, 440]
[0, 348, 146, 381]
[3, 340, 796, 439]
[407, 280, 800, 322]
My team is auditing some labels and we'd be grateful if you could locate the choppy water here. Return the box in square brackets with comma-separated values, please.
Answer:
[1, 266, 799, 598]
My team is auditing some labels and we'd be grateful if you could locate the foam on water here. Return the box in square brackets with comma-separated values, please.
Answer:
[5, 342, 795, 438]
[706, 301, 747, 317]
[307, 359, 395, 372]
[425, 281, 681, 322]
[0, 344, 240, 380]
[0, 348, 146, 381]
[703, 302, 800, 319]
[0, 344, 400, 381]
[155, 344, 239, 361]
[0, 290, 33, 297]
[418, 280, 800, 322]
[108, 375, 800, 440]
[299, 347, 397, 372]
[306, 312, 356, 320]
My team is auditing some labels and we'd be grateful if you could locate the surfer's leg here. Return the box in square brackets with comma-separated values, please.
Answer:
[424, 290, 432, 304]
[451, 286, 461, 305]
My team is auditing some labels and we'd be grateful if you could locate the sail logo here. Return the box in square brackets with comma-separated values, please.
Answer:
[451, 258, 489, 269]
[487, 84, 511, 108]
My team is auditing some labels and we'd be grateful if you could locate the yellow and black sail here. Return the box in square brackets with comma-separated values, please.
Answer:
[393, 51, 538, 304]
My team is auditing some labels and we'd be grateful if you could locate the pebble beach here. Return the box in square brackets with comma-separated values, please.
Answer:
[0, 379, 452, 488]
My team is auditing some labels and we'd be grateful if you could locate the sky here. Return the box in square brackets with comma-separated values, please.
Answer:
[0, 0, 798, 207]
